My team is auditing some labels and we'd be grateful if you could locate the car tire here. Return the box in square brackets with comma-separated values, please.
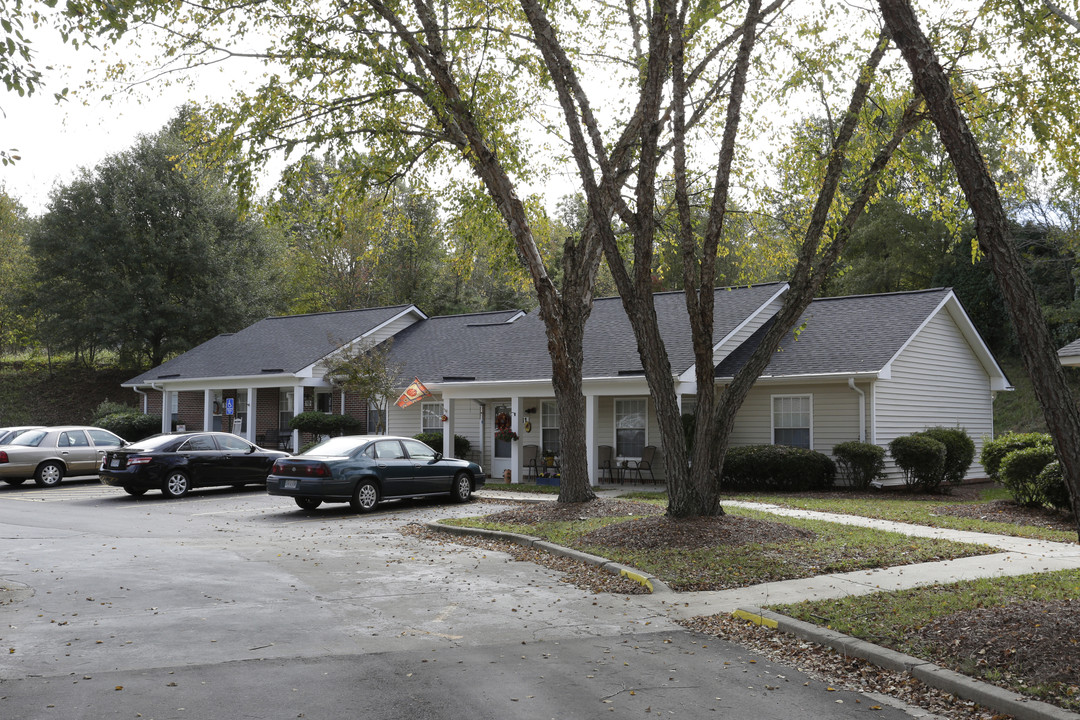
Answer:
[162, 470, 191, 498]
[123, 486, 148, 496]
[294, 497, 322, 510]
[451, 472, 472, 503]
[3, 478, 26, 486]
[350, 480, 379, 513]
[34, 462, 64, 488]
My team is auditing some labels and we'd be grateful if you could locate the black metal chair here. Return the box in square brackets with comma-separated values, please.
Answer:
[522, 444, 542, 480]
[626, 445, 657, 483]
[598, 445, 619, 483]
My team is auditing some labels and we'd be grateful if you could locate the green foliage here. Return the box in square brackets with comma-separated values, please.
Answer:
[1000, 445, 1058, 507]
[980, 432, 1053, 480]
[832, 441, 885, 489]
[95, 411, 162, 442]
[90, 400, 137, 424]
[413, 432, 471, 458]
[27, 107, 284, 368]
[322, 338, 402, 431]
[888, 434, 947, 492]
[0, 189, 33, 354]
[1034, 460, 1073, 513]
[287, 411, 362, 437]
[722, 444, 836, 492]
[920, 427, 976, 486]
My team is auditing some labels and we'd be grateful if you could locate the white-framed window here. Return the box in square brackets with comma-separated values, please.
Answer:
[279, 389, 294, 431]
[772, 394, 812, 449]
[615, 398, 647, 458]
[315, 389, 331, 413]
[421, 401, 445, 436]
[541, 400, 560, 456]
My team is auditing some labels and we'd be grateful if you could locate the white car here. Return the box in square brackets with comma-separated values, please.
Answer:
[0, 425, 45, 446]
[0, 426, 126, 487]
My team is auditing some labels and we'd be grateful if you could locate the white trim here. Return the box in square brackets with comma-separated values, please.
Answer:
[421, 400, 445, 435]
[770, 393, 813, 450]
[299, 305, 426, 377]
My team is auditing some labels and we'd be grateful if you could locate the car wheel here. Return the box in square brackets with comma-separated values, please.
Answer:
[350, 480, 379, 513]
[162, 471, 191, 498]
[34, 462, 64, 488]
[123, 486, 148, 496]
[294, 497, 322, 510]
[3, 478, 26, 486]
[451, 472, 472, 503]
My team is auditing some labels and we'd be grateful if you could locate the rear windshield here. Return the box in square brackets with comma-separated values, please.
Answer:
[124, 434, 184, 452]
[302, 437, 365, 457]
[10, 430, 46, 447]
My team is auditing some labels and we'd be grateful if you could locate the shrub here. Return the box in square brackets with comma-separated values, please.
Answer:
[90, 400, 139, 425]
[96, 412, 162, 442]
[289, 411, 363, 437]
[980, 432, 1052, 480]
[919, 427, 975, 486]
[413, 432, 471, 458]
[722, 444, 836, 492]
[832, 441, 885, 490]
[1034, 461, 1073, 513]
[889, 434, 946, 492]
[999, 445, 1058, 507]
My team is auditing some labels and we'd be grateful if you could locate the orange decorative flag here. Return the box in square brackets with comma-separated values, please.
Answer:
[395, 377, 432, 408]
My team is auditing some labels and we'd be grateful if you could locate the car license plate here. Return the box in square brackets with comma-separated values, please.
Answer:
[283, 479, 298, 490]
[110, 458, 120, 468]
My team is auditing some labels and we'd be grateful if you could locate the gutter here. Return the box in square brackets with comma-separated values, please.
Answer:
[848, 377, 866, 442]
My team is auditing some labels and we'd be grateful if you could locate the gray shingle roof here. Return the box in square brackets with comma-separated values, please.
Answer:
[714, 288, 954, 378]
[124, 305, 416, 385]
[1059, 338, 1080, 358]
[388, 283, 786, 383]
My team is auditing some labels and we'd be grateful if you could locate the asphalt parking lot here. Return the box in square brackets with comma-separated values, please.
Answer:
[0, 479, 926, 719]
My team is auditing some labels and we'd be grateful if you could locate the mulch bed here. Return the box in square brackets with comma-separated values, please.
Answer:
[930, 499, 1077, 533]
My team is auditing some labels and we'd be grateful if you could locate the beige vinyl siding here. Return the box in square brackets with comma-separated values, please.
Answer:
[447, 399, 482, 460]
[386, 398, 425, 437]
[727, 383, 866, 454]
[874, 310, 994, 484]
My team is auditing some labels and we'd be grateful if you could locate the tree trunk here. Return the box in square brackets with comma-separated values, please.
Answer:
[879, 0, 1080, 538]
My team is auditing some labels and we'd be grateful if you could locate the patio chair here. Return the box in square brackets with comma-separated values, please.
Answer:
[626, 445, 657, 483]
[598, 445, 620, 483]
[522, 444, 542, 480]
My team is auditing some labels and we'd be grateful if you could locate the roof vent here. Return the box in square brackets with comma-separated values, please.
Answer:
[157, 373, 180, 379]
[261, 368, 284, 373]
[442, 376, 476, 382]
[617, 369, 646, 376]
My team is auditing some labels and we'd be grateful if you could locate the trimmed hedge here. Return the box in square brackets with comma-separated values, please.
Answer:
[980, 432, 1052, 480]
[832, 441, 885, 490]
[414, 432, 472, 459]
[920, 426, 976, 486]
[95, 411, 162, 442]
[999, 445, 1057, 507]
[889, 434, 946, 491]
[722, 444, 836, 492]
[288, 411, 363, 437]
[1035, 460, 1073, 512]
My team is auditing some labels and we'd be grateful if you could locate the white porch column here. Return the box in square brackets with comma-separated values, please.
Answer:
[161, 390, 171, 433]
[511, 395, 522, 483]
[292, 384, 304, 452]
[585, 393, 599, 486]
[246, 386, 256, 442]
[443, 398, 455, 458]
[203, 389, 213, 431]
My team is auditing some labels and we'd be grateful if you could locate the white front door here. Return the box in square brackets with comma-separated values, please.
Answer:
[490, 403, 513, 482]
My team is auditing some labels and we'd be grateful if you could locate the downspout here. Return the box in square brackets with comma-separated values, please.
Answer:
[475, 400, 486, 467]
[848, 378, 866, 442]
[132, 386, 148, 414]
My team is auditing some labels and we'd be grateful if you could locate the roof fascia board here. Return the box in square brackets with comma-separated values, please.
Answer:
[124, 374, 323, 391]
[678, 283, 790, 383]
[299, 305, 425, 377]
[715, 371, 881, 385]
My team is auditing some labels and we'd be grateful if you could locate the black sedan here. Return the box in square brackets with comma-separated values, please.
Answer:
[100, 432, 290, 498]
[266, 435, 485, 512]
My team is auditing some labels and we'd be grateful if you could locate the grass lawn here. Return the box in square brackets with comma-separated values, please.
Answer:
[769, 570, 1080, 710]
[444, 503, 995, 592]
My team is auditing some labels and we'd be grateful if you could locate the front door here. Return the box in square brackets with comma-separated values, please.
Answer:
[490, 404, 512, 482]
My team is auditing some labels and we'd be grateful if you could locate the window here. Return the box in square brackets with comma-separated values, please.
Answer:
[179, 435, 216, 451]
[541, 400, 560, 456]
[59, 430, 89, 447]
[215, 435, 251, 452]
[279, 389, 294, 432]
[421, 401, 445, 436]
[315, 390, 331, 413]
[403, 439, 437, 461]
[615, 398, 647, 458]
[373, 440, 405, 459]
[773, 395, 812, 449]
[87, 429, 122, 447]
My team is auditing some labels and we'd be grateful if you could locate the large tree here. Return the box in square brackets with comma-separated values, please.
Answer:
[0, 189, 33, 354]
[878, 0, 1080, 536]
[28, 109, 284, 367]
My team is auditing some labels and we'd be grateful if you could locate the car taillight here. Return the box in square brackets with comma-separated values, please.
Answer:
[0, 451, 7, 463]
[271, 460, 286, 474]
[273, 461, 329, 477]
[304, 463, 330, 477]
[127, 456, 152, 465]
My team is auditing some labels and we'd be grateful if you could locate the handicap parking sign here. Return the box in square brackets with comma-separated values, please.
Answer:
[225, 398, 235, 415]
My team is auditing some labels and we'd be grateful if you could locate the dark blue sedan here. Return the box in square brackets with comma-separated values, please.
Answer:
[266, 435, 485, 512]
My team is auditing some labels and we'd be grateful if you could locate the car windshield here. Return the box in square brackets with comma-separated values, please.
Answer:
[10, 429, 46, 447]
[302, 437, 365, 457]
[125, 434, 184, 452]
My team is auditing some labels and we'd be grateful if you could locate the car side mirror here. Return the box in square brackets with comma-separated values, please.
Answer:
[247, 445, 256, 454]
[434, 451, 443, 462]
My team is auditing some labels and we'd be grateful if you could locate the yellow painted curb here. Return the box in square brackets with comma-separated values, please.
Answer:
[619, 568, 654, 592]
[732, 609, 778, 629]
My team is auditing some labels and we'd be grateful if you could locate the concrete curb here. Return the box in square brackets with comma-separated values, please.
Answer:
[423, 521, 673, 595]
[734, 606, 1080, 720]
